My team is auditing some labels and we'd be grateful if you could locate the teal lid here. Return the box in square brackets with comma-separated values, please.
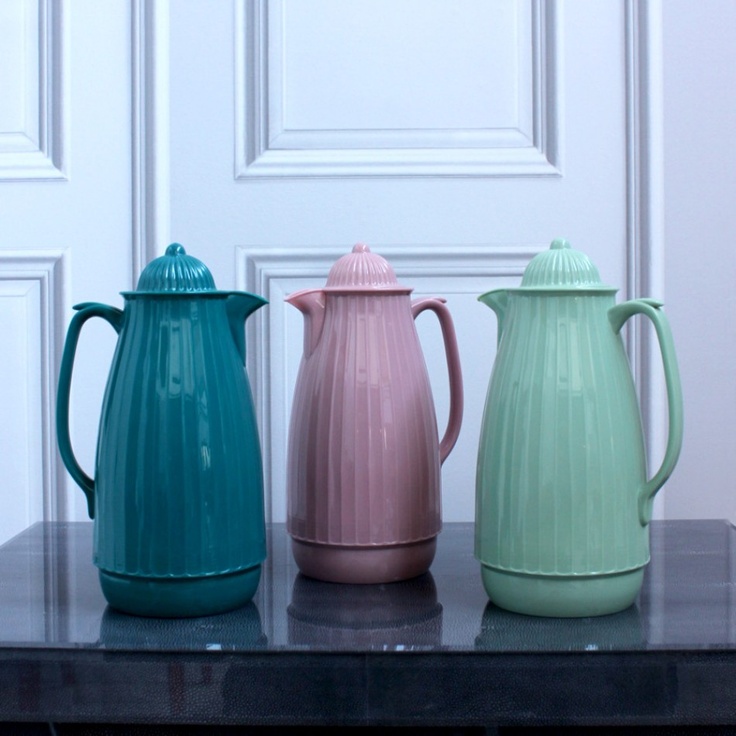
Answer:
[135, 243, 217, 292]
[520, 238, 613, 291]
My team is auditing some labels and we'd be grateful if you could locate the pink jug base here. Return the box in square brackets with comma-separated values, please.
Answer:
[480, 563, 645, 618]
[291, 537, 437, 584]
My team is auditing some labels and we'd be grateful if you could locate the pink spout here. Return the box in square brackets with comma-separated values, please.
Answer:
[285, 288, 326, 359]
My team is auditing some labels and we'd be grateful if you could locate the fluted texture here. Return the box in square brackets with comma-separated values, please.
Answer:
[287, 294, 441, 547]
[520, 238, 609, 290]
[93, 297, 265, 578]
[476, 294, 650, 576]
[324, 243, 404, 290]
[135, 244, 217, 293]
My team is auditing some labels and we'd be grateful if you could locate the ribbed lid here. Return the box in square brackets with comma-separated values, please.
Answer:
[135, 243, 217, 292]
[324, 243, 408, 291]
[520, 238, 612, 290]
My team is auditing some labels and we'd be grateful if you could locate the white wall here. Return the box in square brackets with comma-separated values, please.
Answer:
[0, 0, 133, 544]
[661, 1, 736, 520]
[0, 1, 733, 543]
[168, 0, 651, 526]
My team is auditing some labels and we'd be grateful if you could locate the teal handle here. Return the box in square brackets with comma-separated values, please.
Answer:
[608, 298, 684, 525]
[56, 303, 124, 519]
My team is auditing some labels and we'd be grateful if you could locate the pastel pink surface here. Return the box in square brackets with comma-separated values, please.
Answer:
[286, 244, 463, 583]
[291, 538, 437, 585]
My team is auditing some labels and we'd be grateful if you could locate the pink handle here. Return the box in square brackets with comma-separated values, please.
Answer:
[411, 297, 464, 464]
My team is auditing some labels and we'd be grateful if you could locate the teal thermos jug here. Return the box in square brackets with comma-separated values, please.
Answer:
[57, 244, 268, 617]
[475, 239, 683, 617]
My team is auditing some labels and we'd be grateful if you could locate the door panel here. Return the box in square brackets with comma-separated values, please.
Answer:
[235, 0, 560, 177]
[169, 0, 652, 524]
[0, 0, 666, 543]
[0, 0, 133, 543]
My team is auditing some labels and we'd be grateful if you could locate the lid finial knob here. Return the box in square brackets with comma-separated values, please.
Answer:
[135, 242, 216, 292]
[165, 243, 187, 257]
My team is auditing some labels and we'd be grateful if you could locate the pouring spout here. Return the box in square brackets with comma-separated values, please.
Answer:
[226, 292, 268, 364]
[286, 288, 326, 359]
[478, 289, 510, 346]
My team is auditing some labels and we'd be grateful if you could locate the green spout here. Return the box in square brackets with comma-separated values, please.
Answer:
[478, 289, 509, 346]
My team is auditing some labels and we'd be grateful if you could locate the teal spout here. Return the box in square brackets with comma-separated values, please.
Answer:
[478, 289, 509, 346]
[226, 292, 268, 364]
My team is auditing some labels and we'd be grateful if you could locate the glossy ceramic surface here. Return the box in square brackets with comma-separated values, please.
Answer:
[475, 238, 683, 617]
[56, 244, 268, 617]
[286, 243, 463, 583]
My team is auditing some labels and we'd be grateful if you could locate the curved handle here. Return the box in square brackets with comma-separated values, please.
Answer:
[56, 303, 124, 519]
[411, 297, 464, 464]
[608, 298, 684, 525]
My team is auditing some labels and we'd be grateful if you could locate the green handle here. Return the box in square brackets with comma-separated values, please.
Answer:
[608, 298, 684, 525]
[56, 303, 124, 519]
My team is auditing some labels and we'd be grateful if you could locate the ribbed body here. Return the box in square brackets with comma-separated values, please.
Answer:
[93, 296, 266, 578]
[287, 294, 441, 547]
[476, 293, 650, 576]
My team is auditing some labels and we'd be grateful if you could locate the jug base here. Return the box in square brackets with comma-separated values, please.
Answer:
[292, 537, 436, 584]
[480, 564, 644, 618]
[99, 565, 262, 618]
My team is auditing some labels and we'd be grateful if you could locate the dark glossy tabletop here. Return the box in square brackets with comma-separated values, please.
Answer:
[1, 520, 734, 653]
[1, 520, 736, 728]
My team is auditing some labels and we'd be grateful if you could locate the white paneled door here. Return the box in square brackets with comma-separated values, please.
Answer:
[0, 0, 141, 544]
[0, 0, 665, 543]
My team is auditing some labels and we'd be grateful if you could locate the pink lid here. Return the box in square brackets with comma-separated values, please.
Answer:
[324, 243, 411, 292]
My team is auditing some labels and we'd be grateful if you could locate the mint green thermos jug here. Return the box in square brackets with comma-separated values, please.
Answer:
[57, 244, 268, 617]
[476, 239, 683, 617]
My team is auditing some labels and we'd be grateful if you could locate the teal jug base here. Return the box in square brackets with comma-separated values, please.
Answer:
[99, 565, 262, 618]
[480, 564, 644, 618]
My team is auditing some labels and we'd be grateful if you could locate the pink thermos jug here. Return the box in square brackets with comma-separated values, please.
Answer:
[286, 244, 464, 583]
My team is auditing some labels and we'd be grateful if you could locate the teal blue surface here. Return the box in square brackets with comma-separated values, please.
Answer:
[99, 566, 262, 618]
[56, 245, 268, 617]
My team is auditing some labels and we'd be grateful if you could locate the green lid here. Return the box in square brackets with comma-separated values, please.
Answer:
[520, 238, 613, 290]
[135, 243, 217, 292]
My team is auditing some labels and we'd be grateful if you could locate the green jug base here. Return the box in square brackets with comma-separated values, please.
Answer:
[99, 565, 262, 618]
[480, 564, 644, 618]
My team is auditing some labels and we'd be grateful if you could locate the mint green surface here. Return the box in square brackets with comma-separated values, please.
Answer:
[475, 239, 683, 617]
[56, 244, 268, 617]
[480, 564, 644, 618]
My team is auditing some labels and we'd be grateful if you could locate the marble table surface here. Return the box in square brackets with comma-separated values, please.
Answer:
[1, 520, 735, 728]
